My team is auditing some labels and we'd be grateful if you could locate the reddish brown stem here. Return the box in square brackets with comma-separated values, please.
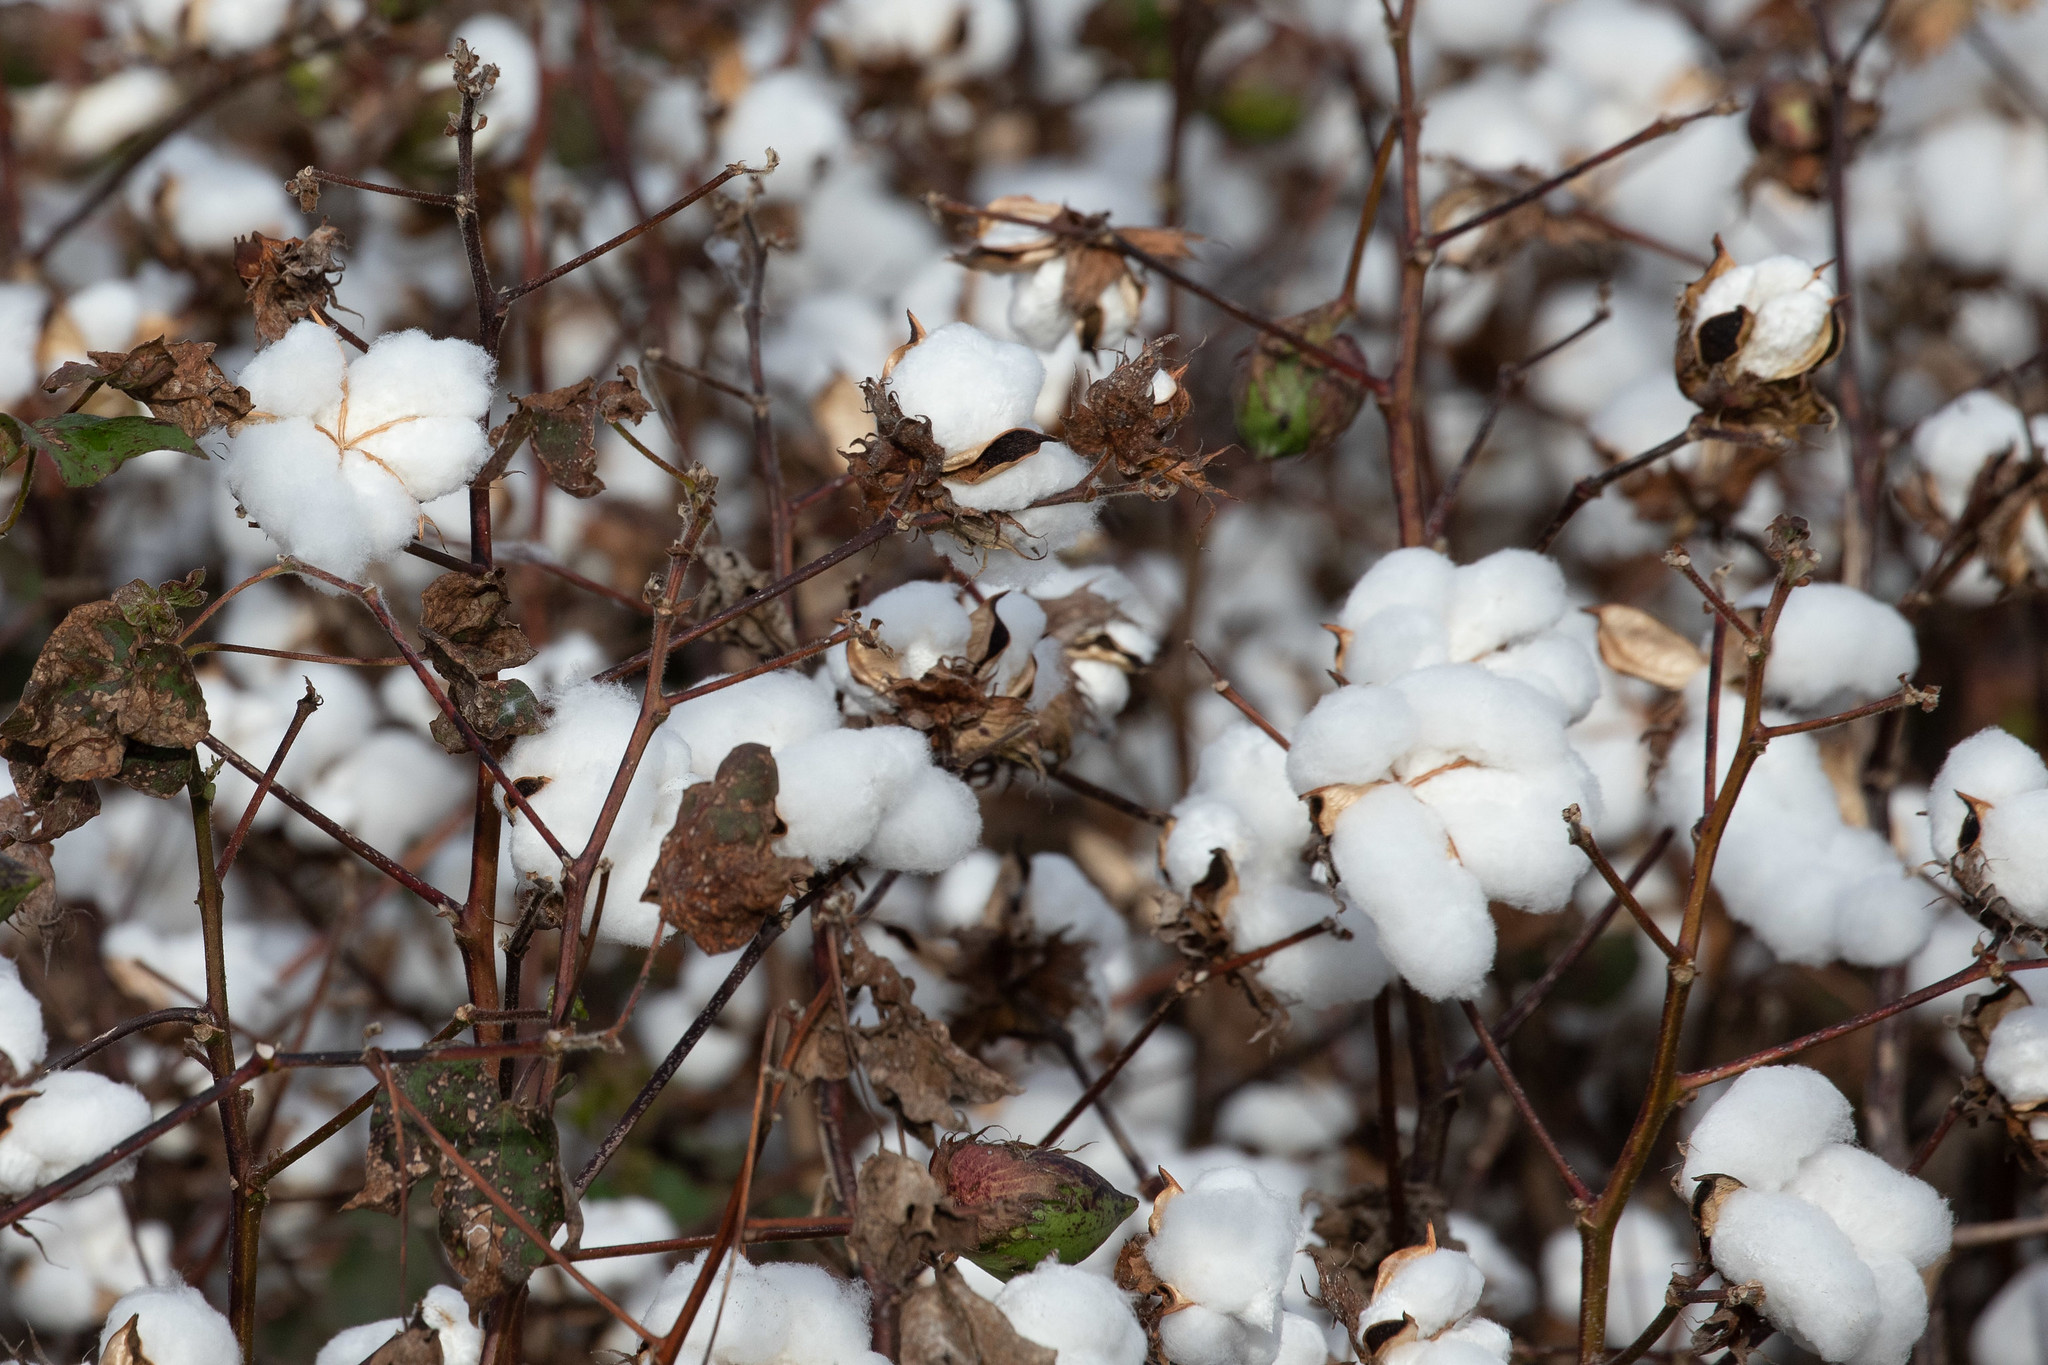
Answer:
[1460, 1001, 1593, 1204]
[215, 678, 320, 879]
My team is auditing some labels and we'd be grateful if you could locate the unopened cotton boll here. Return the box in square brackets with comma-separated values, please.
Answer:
[1285, 683, 1417, 791]
[1708, 1187, 1879, 1362]
[1363, 1248, 1487, 1337]
[0, 957, 46, 1078]
[993, 1262, 1147, 1365]
[1332, 783, 1494, 1000]
[1681, 1064, 1854, 1192]
[100, 1284, 239, 1365]
[0, 1071, 153, 1196]
[1754, 583, 1918, 713]
[888, 322, 1046, 455]
[1984, 1005, 2048, 1104]
[1146, 1166, 1302, 1334]
[1927, 726, 2048, 861]
[1975, 790, 2048, 924]
[1783, 1143, 1952, 1269]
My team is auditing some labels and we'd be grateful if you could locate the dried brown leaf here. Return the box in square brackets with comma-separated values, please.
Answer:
[691, 546, 797, 660]
[42, 337, 252, 439]
[1586, 604, 1707, 690]
[849, 1150, 980, 1290]
[487, 368, 654, 498]
[234, 226, 346, 344]
[418, 571, 542, 753]
[641, 743, 808, 954]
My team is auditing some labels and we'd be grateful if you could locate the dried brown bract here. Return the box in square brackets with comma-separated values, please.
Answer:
[41, 337, 252, 439]
[234, 226, 346, 344]
[418, 571, 542, 754]
[851, 594, 1045, 773]
[486, 367, 654, 498]
[1585, 604, 1708, 690]
[845, 379, 1017, 550]
[1064, 340, 1218, 499]
[953, 196, 1193, 350]
[849, 1150, 980, 1290]
[641, 742, 808, 954]
[1958, 981, 2048, 1169]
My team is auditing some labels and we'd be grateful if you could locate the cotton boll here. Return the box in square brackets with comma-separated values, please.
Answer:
[1229, 883, 1391, 1010]
[1332, 784, 1494, 1000]
[1338, 547, 1455, 638]
[0, 1186, 170, 1333]
[1347, 604, 1451, 684]
[99, 1284, 239, 1365]
[1414, 759, 1597, 912]
[1756, 584, 1918, 713]
[1912, 115, 2015, 272]
[1390, 666, 1572, 775]
[889, 322, 1045, 456]
[1913, 391, 2030, 519]
[1850, 1255, 1929, 1365]
[1832, 868, 1939, 968]
[1708, 1187, 1879, 1362]
[133, 136, 295, 250]
[1157, 1303, 1280, 1365]
[717, 69, 850, 200]
[0, 284, 48, 407]
[240, 318, 350, 417]
[1445, 550, 1567, 661]
[56, 68, 179, 161]
[545, 1198, 678, 1306]
[1971, 1261, 2048, 1365]
[1481, 630, 1601, 724]
[1186, 723, 1308, 859]
[1927, 727, 2048, 861]
[0, 1071, 153, 1196]
[776, 725, 934, 865]
[1985, 1005, 2048, 1104]
[1363, 1247, 1487, 1338]
[1975, 790, 2048, 925]
[1286, 684, 1417, 792]
[1448, 1214, 1535, 1322]
[1162, 796, 1256, 891]
[946, 441, 1088, 513]
[1681, 1064, 1854, 1191]
[1783, 1144, 1952, 1269]
[1271, 1312, 1335, 1365]
[668, 670, 842, 777]
[1146, 1166, 1301, 1329]
[994, 1262, 1148, 1365]
[290, 729, 469, 858]
[1430, 1320, 1514, 1361]
[754, 1261, 878, 1363]
[0, 957, 47, 1079]
[862, 765, 982, 872]
[317, 1320, 406, 1365]
[863, 580, 976, 677]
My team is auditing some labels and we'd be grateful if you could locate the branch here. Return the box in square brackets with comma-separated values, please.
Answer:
[564, 1217, 852, 1260]
[1755, 682, 1939, 739]
[216, 679, 320, 880]
[498, 162, 757, 306]
[1459, 1001, 1593, 1205]
[1664, 545, 1761, 641]
[660, 627, 852, 709]
[42, 1008, 210, 1074]
[1565, 808, 1677, 960]
[1188, 641, 1289, 748]
[1535, 424, 1702, 554]
[1045, 767, 1169, 827]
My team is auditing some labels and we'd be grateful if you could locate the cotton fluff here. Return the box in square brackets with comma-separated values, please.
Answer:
[1782, 1144, 1954, 1269]
[1226, 882, 1391, 1011]
[544, 1198, 679, 1306]
[1984, 1005, 2048, 1106]
[1145, 1166, 1303, 1364]
[316, 1287, 480, 1365]
[832, 580, 974, 691]
[1214, 1078, 1356, 1157]
[1447, 1214, 1536, 1321]
[1330, 783, 1495, 1000]
[774, 725, 981, 872]
[1927, 726, 2048, 861]
[666, 670, 842, 778]
[1912, 391, 2035, 521]
[224, 321, 497, 581]
[1708, 1189, 1879, 1361]
[1692, 255, 1835, 381]
[1362, 1248, 1487, 1338]
[0, 1070, 154, 1196]
[0, 956, 46, 1079]
[993, 1261, 1147, 1365]
[1681, 1065, 1853, 1191]
[499, 680, 696, 947]
[99, 1284, 239, 1365]
[638, 1253, 885, 1365]
[717, 69, 850, 200]
[887, 322, 1045, 456]
[0, 1186, 170, 1333]
[0, 283, 47, 408]
[1164, 723, 1309, 889]
[1753, 583, 1919, 714]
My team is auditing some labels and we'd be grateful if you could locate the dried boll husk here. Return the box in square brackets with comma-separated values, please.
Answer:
[1231, 301, 1368, 460]
[930, 1136, 1139, 1280]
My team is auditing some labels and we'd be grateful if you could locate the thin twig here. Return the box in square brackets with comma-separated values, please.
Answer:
[564, 1218, 852, 1260]
[42, 1008, 210, 1074]
[1045, 768, 1170, 826]
[1952, 1211, 2048, 1248]
[215, 678, 320, 879]
[1566, 809, 1677, 960]
[1187, 641, 1289, 748]
[499, 163, 756, 306]
[1460, 1001, 1593, 1204]
[1907, 1088, 1968, 1176]
[1534, 426, 1699, 554]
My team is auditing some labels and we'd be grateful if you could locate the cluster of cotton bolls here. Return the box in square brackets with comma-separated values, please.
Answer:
[1653, 582, 1936, 968]
[1140, 1166, 1325, 1365]
[1928, 725, 2048, 929]
[1684, 1066, 1953, 1365]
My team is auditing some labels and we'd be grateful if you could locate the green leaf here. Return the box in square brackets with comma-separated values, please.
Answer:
[25, 414, 205, 488]
[0, 851, 44, 925]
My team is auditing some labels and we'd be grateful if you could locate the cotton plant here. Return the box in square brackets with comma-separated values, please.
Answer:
[1135, 1165, 1317, 1365]
[1685, 1066, 1953, 1365]
[989, 1260, 1148, 1365]
[98, 1283, 240, 1365]
[1540, 1203, 1695, 1349]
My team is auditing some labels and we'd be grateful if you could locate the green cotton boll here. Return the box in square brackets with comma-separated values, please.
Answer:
[1231, 304, 1369, 460]
[932, 1138, 1139, 1280]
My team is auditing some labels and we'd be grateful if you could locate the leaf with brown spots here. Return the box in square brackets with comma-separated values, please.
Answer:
[486, 367, 654, 498]
[234, 226, 346, 344]
[641, 743, 808, 954]
[901, 1264, 1057, 1365]
[417, 571, 542, 754]
[42, 337, 252, 440]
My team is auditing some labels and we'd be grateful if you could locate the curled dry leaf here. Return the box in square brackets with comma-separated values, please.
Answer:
[640, 742, 807, 955]
[0, 798, 58, 935]
[849, 1150, 980, 1290]
[485, 367, 654, 498]
[1586, 604, 1708, 690]
[234, 226, 345, 344]
[41, 336, 253, 439]
[900, 1263, 1056, 1365]
[418, 571, 542, 754]
[690, 545, 796, 661]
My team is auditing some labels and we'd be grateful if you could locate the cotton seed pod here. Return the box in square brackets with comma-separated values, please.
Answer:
[930, 1136, 1139, 1280]
[1232, 302, 1368, 460]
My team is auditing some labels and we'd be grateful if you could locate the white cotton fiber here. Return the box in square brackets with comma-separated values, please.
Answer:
[858, 580, 974, 678]
[716, 69, 849, 200]
[1448, 1213, 1535, 1321]
[0, 1071, 153, 1196]
[1348, 604, 1452, 684]
[888, 323, 1045, 455]
[1541, 1204, 1688, 1345]
[1363, 1248, 1487, 1337]
[1162, 796, 1257, 891]
[1832, 868, 1940, 969]
[1971, 1261, 2048, 1365]
[0, 283, 48, 408]
[1229, 883, 1391, 1010]
[1285, 684, 1417, 792]
[1928, 727, 2048, 860]
[1390, 666, 1571, 775]
[1338, 548, 1456, 637]
[100, 1284, 239, 1365]
[1708, 1188, 1878, 1362]
[1783, 1144, 1952, 1268]
[947, 440, 1089, 513]
[1482, 630, 1601, 724]
[1156, 1302, 1280, 1365]
[549, 1198, 679, 1306]
[1272, 1312, 1334, 1365]
[668, 670, 842, 777]
[994, 1262, 1147, 1365]
[1185, 723, 1309, 859]
[0, 957, 47, 1078]
[1757, 584, 1919, 713]
[1444, 549, 1568, 660]
[1913, 391, 2029, 519]
[1976, 790, 2048, 924]
[317, 1318, 405, 1365]
[775, 725, 935, 866]
[1146, 1166, 1301, 1330]
[419, 1286, 482, 1365]
[1215, 1078, 1355, 1157]
[641, 1252, 879, 1365]
[1332, 784, 1495, 1000]
[1682, 1065, 1854, 1191]
[1412, 760, 1593, 912]
[1985, 1005, 2048, 1103]
[1852, 1254, 1929, 1365]
[862, 765, 981, 873]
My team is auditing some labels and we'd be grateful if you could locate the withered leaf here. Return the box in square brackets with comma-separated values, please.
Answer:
[41, 337, 252, 439]
[1585, 604, 1706, 690]
[691, 546, 796, 660]
[0, 811, 54, 934]
[900, 1264, 1056, 1365]
[234, 226, 346, 344]
[849, 1150, 980, 1291]
[418, 571, 542, 754]
[486, 367, 653, 498]
[641, 743, 807, 954]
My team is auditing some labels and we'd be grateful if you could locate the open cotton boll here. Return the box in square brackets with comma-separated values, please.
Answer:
[53, 68, 179, 161]
[100, 1284, 239, 1365]
[1783, 1144, 1952, 1269]
[946, 440, 1089, 513]
[1444, 549, 1568, 660]
[1332, 784, 1494, 1000]
[993, 1261, 1148, 1365]
[129, 135, 295, 251]
[775, 725, 936, 865]
[1682, 1065, 1854, 1191]
[1147, 1166, 1302, 1330]
[0, 957, 46, 1078]
[1971, 1261, 2048, 1365]
[1272, 1312, 1337, 1365]
[418, 1285, 483, 1365]
[1481, 630, 1602, 724]
[1229, 883, 1390, 1010]
[1412, 761, 1595, 912]
[1913, 391, 2030, 518]
[1975, 790, 2048, 924]
[1339, 547, 1456, 637]
[641, 1252, 881, 1365]
[1853, 1254, 1930, 1365]
[861, 764, 982, 872]
[1157, 1302, 1281, 1365]
[101, 921, 317, 1035]
[1286, 684, 1417, 792]
[1162, 796, 1257, 890]
[1363, 1248, 1487, 1338]
[288, 729, 470, 859]
[716, 69, 850, 201]
[545, 1198, 678, 1305]
[1186, 723, 1308, 857]
[1751, 584, 1918, 714]
[0, 1071, 153, 1196]
[1390, 666, 1572, 776]
[889, 322, 1045, 455]
[1985, 1005, 2048, 1103]
[0, 1186, 170, 1333]
[1708, 1187, 1879, 1362]
[1927, 727, 2048, 860]
[1831, 867, 1939, 968]
[858, 580, 975, 678]
[317, 1319, 406, 1365]
[667, 670, 841, 778]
